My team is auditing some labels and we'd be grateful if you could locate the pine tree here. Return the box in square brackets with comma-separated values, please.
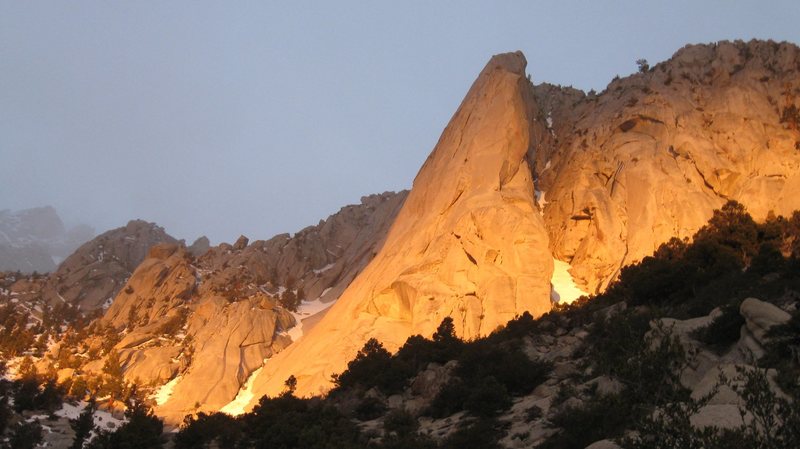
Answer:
[69, 398, 96, 449]
[102, 351, 124, 404]
[284, 375, 297, 396]
[4, 421, 43, 449]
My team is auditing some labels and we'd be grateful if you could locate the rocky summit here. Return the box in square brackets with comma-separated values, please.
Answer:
[247, 51, 554, 399]
[536, 40, 800, 294]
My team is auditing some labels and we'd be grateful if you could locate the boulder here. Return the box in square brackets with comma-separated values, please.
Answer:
[233, 235, 249, 250]
[187, 236, 211, 257]
[739, 297, 791, 345]
[156, 294, 294, 422]
[691, 404, 748, 430]
[585, 440, 622, 449]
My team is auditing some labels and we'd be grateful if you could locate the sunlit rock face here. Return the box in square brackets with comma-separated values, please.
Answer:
[246, 51, 555, 400]
[88, 243, 294, 422]
[533, 40, 800, 293]
[75, 193, 405, 423]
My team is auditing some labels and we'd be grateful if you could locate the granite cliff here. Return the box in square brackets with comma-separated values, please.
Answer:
[5, 40, 800, 427]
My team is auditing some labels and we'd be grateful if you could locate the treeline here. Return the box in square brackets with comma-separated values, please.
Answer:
[176, 315, 551, 449]
[602, 200, 800, 315]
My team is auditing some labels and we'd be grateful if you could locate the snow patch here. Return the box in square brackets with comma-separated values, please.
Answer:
[220, 363, 266, 416]
[551, 258, 588, 305]
[55, 401, 83, 420]
[53, 401, 125, 433]
[287, 297, 336, 342]
[535, 190, 547, 214]
[93, 407, 125, 432]
[152, 376, 182, 406]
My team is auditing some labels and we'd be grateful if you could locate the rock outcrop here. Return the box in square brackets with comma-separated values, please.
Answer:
[247, 51, 554, 399]
[187, 236, 210, 257]
[67, 192, 407, 423]
[42, 220, 178, 311]
[536, 40, 800, 293]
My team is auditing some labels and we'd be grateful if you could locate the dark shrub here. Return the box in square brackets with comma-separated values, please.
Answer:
[691, 303, 745, 353]
[463, 376, 511, 417]
[383, 408, 418, 437]
[440, 418, 504, 449]
[540, 393, 632, 449]
[174, 412, 241, 449]
[354, 396, 386, 421]
[332, 338, 408, 394]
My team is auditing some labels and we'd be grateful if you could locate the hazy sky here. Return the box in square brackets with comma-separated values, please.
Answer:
[2, 2, 799, 244]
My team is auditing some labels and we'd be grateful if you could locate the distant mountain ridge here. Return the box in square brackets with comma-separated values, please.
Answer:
[0, 206, 94, 273]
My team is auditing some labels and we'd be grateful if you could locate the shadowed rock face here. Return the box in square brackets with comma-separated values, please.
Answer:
[246, 51, 554, 400]
[42, 220, 178, 312]
[534, 40, 800, 293]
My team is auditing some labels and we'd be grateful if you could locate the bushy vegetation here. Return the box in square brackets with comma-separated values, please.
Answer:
[601, 201, 800, 317]
[761, 308, 800, 396]
[3, 420, 43, 449]
[427, 335, 551, 418]
[331, 318, 464, 396]
[624, 367, 800, 449]
[179, 393, 364, 449]
[439, 418, 504, 449]
[540, 393, 632, 449]
[331, 316, 551, 419]
[174, 412, 241, 449]
[87, 389, 164, 449]
[538, 201, 800, 448]
[691, 303, 746, 353]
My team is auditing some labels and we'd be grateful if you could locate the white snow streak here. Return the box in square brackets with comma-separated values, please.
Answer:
[287, 297, 336, 343]
[551, 258, 588, 305]
[219, 364, 266, 416]
[153, 376, 182, 406]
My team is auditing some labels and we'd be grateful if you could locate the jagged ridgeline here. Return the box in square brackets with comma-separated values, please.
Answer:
[0, 39, 799, 448]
